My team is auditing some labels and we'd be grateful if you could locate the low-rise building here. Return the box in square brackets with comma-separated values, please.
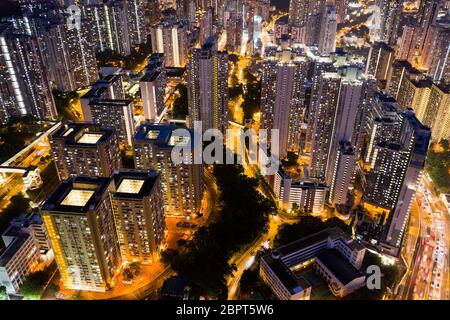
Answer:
[260, 227, 366, 299]
[0, 221, 41, 294]
[273, 167, 327, 214]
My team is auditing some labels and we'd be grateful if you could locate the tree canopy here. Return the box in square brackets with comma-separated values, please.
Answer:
[172, 83, 189, 120]
[426, 140, 450, 193]
[164, 164, 275, 298]
[274, 216, 351, 247]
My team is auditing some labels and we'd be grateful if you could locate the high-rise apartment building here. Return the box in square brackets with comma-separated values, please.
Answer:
[309, 72, 342, 183]
[386, 60, 423, 100]
[110, 170, 166, 264]
[416, 0, 441, 49]
[364, 92, 403, 167]
[187, 36, 228, 134]
[133, 123, 204, 216]
[397, 78, 432, 112]
[376, 0, 403, 45]
[288, 0, 326, 47]
[260, 46, 309, 159]
[396, 24, 417, 62]
[0, 25, 57, 123]
[421, 82, 450, 142]
[125, 0, 147, 47]
[41, 176, 121, 292]
[328, 141, 356, 206]
[318, 4, 337, 55]
[200, 6, 214, 42]
[82, 1, 130, 56]
[225, 15, 243, 52]
[85, 0, 146, 55]
[310, 65, 370, 189]
[420, 22, 450, 83]
[140, 53, 167, 121]
[88, 99, 135, 147]
[150, 12, 189, 67]
[49, 123, 122, 181]
[42, 18, 98, 92]
[305, 56, 336, 152]
[288, 0, 325, 26]
[80, 74, 126, 122]
[365, 42, 395, 85]
[363, 109, 431, 256]
[365, 142, 409, 210]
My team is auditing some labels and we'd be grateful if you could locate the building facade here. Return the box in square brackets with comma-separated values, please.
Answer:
[110, 170, 166, 264]
[41, 177, 121, 292]
[49, 123, 122, 181]
[187, 36, 228, 134]
[133, 123, 204, 216]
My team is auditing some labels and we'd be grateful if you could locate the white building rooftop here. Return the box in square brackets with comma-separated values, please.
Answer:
[61, 189, 95, 207]
[116, 179, 145, 194]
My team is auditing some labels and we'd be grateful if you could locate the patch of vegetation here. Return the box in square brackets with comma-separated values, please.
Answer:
[172, 83, 189, 120]
[123, 262, 142, 282]
[0, 286, 7, 300]
[425, 140, 450, 193]
[281, 151, 298, 166]
[237, 66, 261, 120]
[344, 251, 400, 300]
[229, 85, 243, 99]
[20, 268, 53, 300]
[0, 117, 52, 163]
[162, 164, 275, 298]
[96, 39, 152, 71]
[274, 216, 351, 247]
[52, 90, 79, 121]
[0, 194, 31, 234]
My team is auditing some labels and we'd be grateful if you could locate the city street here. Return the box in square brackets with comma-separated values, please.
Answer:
[0, 128, 56, 213]
[227, 214, 281, 300]
[400, 176, 450, 300]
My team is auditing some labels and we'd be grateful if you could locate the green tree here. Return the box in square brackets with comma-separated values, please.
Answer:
[345, 251, 400, 300]
[167, 163, 275, 298]
[0, 286, 7, 300]
[274, 216, 351, 247]
[129, 262, 141, 276]
[439, 139, 449, 151]
[425, 142, 450, 193]
[239, 269, 259, 294]
[20, 270, 49, 300]
[172, 84, 189, 119]
[229, 85, 243, 99]
[0, 194, 31, 233]
[228, 54, 240, 63]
